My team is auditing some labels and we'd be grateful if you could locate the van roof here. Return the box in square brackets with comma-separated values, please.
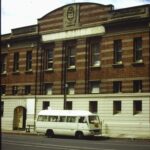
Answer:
[38, 110, 95, 116]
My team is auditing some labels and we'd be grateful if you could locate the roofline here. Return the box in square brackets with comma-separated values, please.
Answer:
[38, 2, 114, 21]
[114, 4, 150, 11]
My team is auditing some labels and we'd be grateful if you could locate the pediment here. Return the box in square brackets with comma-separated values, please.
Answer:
[38, 3, 113, 33]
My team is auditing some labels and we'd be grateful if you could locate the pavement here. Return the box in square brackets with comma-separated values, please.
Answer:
[2, 129, 37, 136]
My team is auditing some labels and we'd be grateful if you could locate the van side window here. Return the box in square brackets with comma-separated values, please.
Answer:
[37, 115, 43, 121]
[59, 116, 66, 122]
[48, 116, 58, 122]
[78, 117, 86, 123]
[37, 115, 48, 121]
[67, 116, 76, 123]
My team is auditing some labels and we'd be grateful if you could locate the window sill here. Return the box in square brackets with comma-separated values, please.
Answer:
[1, 72, 7, 76]
[132, 61, 144, 66]
[113, 111, 121, 115]
[133, 111, 142, 115]
[90, 65, 101, 69]
[13, 71, 20, 75]
[45, 68, 54, 72]
[112, 63, 124, 68]
[25, 70, 33, 74]
[67, 66, 76, 71]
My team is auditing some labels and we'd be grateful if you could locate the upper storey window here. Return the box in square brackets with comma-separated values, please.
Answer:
[88, 37, 101, 67]
[1, 54, 7, 74]
[12, 86, 18, 95]
[133, 37, 142, 63]
[91, 42, 100, 67]
[133, 80, 142, 93]
[114, 39, 122, 64]
[113, 81, 122, 93]
[65, 41, 76, 69]
[45, 48, 53, 70]
[13, 52, 19, 72]
[90, 81, 100, 94]
[26, 51, 32, 71]
[68, 46, 76, 68]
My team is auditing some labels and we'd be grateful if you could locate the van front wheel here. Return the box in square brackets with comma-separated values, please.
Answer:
[75, 131, 84, 139]
[46, 129, 54, 138]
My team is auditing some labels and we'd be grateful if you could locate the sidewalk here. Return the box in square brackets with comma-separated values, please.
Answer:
[2, 129, 37, 136]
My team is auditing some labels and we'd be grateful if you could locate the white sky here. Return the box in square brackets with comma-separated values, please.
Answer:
[2, 0, 150, 34]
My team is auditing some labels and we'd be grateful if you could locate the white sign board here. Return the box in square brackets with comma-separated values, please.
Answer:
[27, 99, 35, 114]
[42, 26, 105, 42]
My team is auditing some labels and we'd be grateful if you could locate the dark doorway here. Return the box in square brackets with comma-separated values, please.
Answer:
[13, 106, 26, 130]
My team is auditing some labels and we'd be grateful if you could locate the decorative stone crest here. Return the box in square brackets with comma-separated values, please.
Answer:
[63, 4, 79, 29]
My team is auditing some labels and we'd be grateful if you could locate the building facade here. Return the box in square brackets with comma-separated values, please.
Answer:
[1, 2, 150, 138]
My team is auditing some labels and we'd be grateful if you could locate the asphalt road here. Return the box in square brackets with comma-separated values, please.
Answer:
[2, 133, 150, 150]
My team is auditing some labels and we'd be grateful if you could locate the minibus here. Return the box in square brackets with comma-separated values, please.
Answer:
[36, 109, 101, 138]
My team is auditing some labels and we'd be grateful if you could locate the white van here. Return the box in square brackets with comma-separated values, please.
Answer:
[36, 109, 102, 138]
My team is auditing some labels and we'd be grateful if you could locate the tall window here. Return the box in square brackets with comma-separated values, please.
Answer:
[66, 101, 72, 110]
[133, 80, 142, 92]
[13, 52, 19, 72]
[133, 100, 142, 115]
[91, 42, 100, 67]
[113, 81, 122, 93]
[45, 49, 53, 70]
[1, 54, 7, 74]
[113, 101, 121, 114]
[67, 45, 76, 68]
[114, 39, 122, 64]
[25, 85, 31, 95]
[45, 83, 53, 95]
[1, 85, 6, 95]
[89, 101, 98, 113]
[133, 37, 142, 62]
[90, 81, 100, 94]
[26, 51, 32, 71]
[1, 101, 4, 117]
[12, 86, 18, 95]
[43, 101, 50, 110]
[67, 82, 75, 95]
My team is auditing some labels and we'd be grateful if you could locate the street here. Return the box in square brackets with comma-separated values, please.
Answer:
[2, 133, 150, 150]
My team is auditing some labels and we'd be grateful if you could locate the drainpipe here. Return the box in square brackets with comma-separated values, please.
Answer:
[63, 42, 67, 110]
[34, 25, 40, 131]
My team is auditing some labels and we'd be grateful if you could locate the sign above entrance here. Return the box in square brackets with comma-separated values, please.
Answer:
[42, 26, 105, 42]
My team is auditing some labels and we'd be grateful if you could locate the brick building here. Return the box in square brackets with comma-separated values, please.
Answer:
[1, 2, 150, 138]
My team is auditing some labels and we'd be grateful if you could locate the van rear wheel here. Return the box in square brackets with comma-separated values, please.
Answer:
[75, 131, 84, 139]
[46, 129, 54, 138]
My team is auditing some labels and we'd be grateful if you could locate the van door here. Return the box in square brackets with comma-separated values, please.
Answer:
[77, 117, 89, 133]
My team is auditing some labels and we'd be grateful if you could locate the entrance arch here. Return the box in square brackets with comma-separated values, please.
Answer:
[13, 106, 26, 130]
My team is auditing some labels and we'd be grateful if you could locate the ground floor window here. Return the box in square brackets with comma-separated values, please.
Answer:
[43, 101, 50, 110]
[1, 101, 4, 117]
[113, 101, 121, 114]
[66, 101, 72, 110]
[133, 100, 142, 115]
[89, 101, 98, 113]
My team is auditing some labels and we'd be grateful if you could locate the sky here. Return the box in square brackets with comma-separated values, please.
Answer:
[2, 0, 150, 34]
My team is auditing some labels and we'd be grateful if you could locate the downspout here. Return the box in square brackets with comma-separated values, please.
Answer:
[63, 41, 67, 110]
[34, 25, 40, 131]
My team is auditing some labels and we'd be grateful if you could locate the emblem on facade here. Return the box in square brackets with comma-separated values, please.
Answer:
[63, 4, 79, 29]
[67, 6, 74, 21]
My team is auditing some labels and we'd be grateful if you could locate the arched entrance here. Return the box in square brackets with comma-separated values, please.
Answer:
[13, 106, 26, 130]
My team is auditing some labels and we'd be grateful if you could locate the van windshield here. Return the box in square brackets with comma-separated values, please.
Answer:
[88, 115, 100, 124]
